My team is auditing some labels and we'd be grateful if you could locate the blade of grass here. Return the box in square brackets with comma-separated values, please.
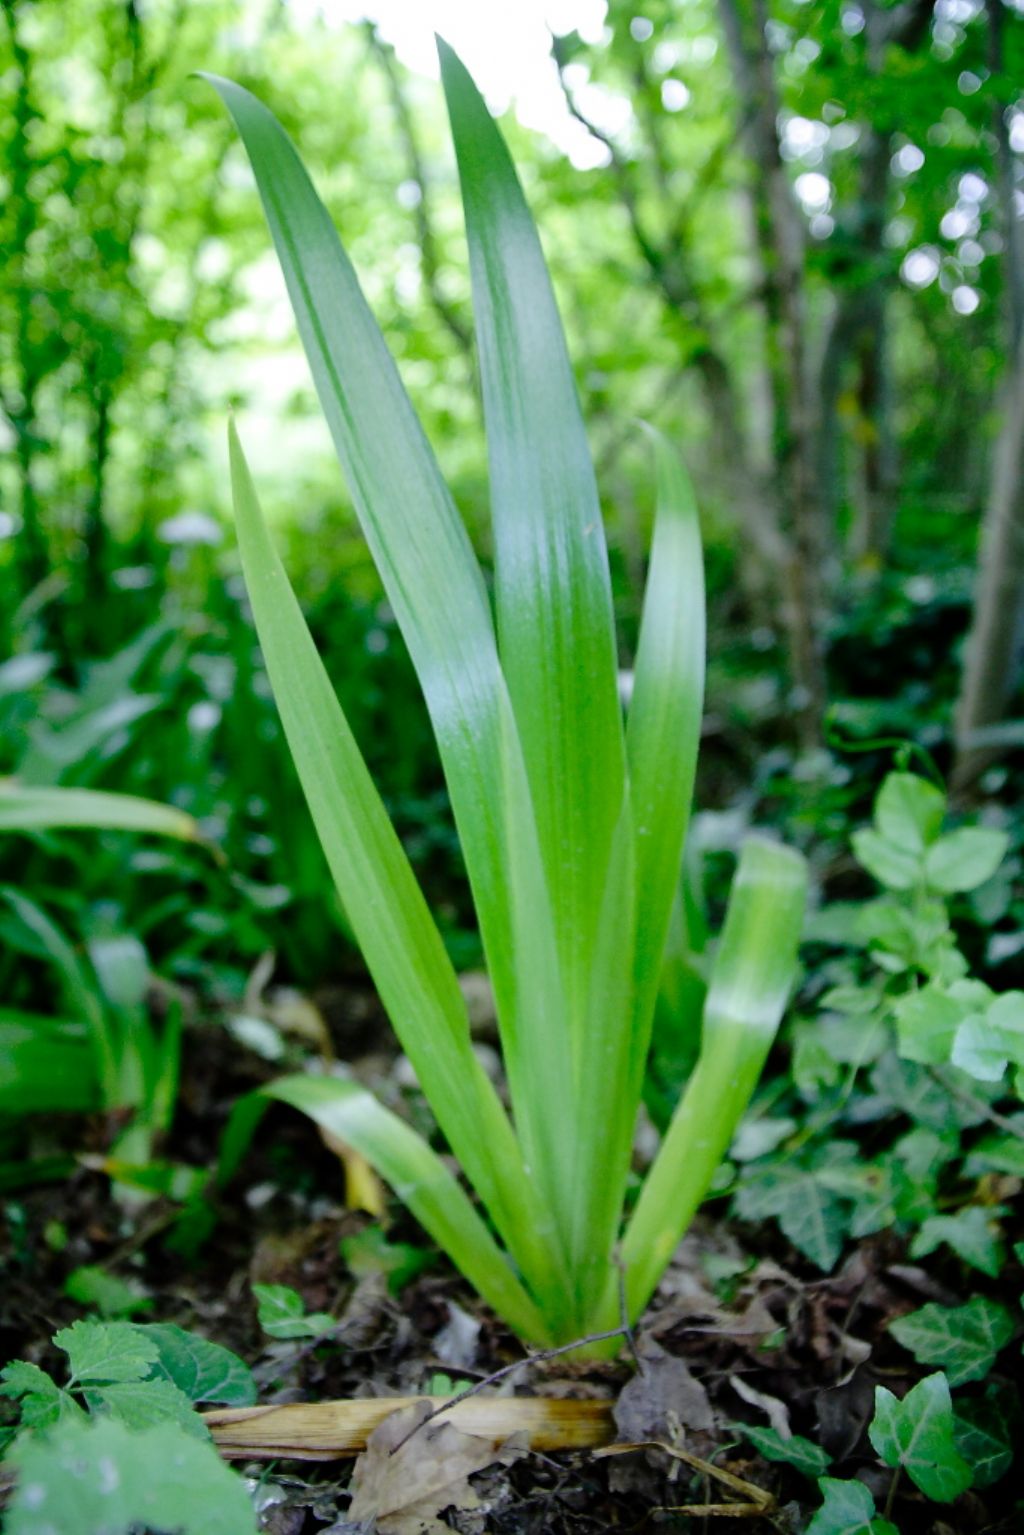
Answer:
[617, 837, 807, 1322]
[228, 425, 570, 1329]
[0, 783, 200, 841]
[0, 887, 117, 1102]
[225, 1074, 553, 1345]
[205, 76, 576, 1253]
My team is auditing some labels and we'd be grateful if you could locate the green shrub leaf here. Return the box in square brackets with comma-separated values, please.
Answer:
[924, 827, 1008, 893]
[875, 773, 945, 853]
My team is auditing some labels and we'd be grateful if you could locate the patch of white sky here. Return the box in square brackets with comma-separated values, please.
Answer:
[286, 0, 622, 169]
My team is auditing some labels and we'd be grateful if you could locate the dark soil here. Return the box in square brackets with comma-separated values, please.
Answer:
[2, 994, 1021, 1535]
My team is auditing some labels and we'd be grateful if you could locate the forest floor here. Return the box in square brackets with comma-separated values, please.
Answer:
[2, 992, 1021, 1535]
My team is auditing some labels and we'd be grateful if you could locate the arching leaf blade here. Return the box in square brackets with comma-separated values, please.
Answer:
[227, 424, 567, 1323]
[439, 39, 626, 1059]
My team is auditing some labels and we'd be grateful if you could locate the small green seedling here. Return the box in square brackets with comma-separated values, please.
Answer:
[0, 781, 203, 1175]
[252, 1282, 335, 1341]
[206, 42, 806, 1347]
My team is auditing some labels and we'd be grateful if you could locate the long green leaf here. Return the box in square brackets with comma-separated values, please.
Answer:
[617, 837, 807, 1321]
[227, 425, 569, 1328]
[225, 1074, 553, 1345]
[625, 427, 706, 1077]
[440, 39, 625, 1055]
[0, 782, 199, 841]
[205, 76, 575, 1249]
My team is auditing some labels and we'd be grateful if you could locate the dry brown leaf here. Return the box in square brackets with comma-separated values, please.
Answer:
[729, 1376, 791, 1438]
[614, 1339, 714, 1443]
[347, 1400, 525, 1534]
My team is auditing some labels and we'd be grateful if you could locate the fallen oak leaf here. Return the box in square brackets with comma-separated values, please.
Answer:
[347, 1399, 525, 1534]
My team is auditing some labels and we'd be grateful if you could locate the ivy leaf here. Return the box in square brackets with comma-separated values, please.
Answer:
[252, 1283, 334, 1340]
[954, 1386, 1018, 1488]
[0, 1362, 83, 1431]
[910, 1205, 1006, 1277]
[84, 1378, 208, 1437]
[740, 1423, 830, 1477]
[965, 1130, 1024, 1177]
[868, 1373, 972, 1501]
[924, 827, 1008, 893]
[141, 1325, 257, 1407]
[816, 1151, 896, 1239]
[733, 1165, 846, 1270]
[889, 1297, 1014, 1386]
[54, 1320, 159, 1386]
[805, 1477, 898, 1535]
[5, 1414, 257, 1535]
[875, 773, 945, 854]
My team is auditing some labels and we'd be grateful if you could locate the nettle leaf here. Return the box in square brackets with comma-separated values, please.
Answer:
[55, 1319, 158, 1385]
[889, 1297, 1014, 1386]
[5, 1413, 256, 1535]
[84, 1377, 207, 1437]
[910, 1205, 1007, 1277]
[924, 827, 1009, 893]
[875, 773, 945, 854]
[868, 1372, 972, 1502]
[0, 1362, 83, 1431]
[952, 991, 1024, 1082]
[954, 1386, 1019, 1488]
[253, 1283, 334, 1340]
[734, 1165, 847, 1270]
[141, 1324, 257, 1407]
[741, 1423, 830, 1477]
[806, 1476, 898, 1535]
[851, 828, 920, 891]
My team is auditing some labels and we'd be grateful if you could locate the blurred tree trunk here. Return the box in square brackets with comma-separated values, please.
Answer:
[953, 0, 1024, 789]
[718, 0, 826, 747]
[952, 337, 1024, 788]
[818, 112, 898, 566]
